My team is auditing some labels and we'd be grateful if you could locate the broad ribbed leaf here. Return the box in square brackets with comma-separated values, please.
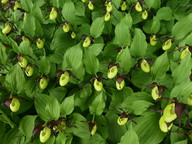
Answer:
[172, 13, 192, 40]
[37, 56, 51, 75]
[23, 14, 36, 37]
[34, 94, 50, 122]
[114, 14, 132, 46]
[89, 92, 105, 115]
[62, 1, 75, 22]
[61, 95, 74, 116]
[87, 43, 104, 56]
[130, 28, 147, 58]
[119, 123, 139, 144]
[19, 115, 37, 142]
[156, 7, 172, 21]
[151, 52, 169, 80]
[62, 44, 83, 70]
[5, 64, 26, 93]
[84, 49, 99, 74]
[90, 17, 105, 38]
[116, 47, 134, 73]
[45, 94, 60, 120]
[135, 112, 166, 144]
[172, 54, 191, 85]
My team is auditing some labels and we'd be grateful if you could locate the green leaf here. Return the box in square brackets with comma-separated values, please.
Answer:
[151, 52, 169, 80]
[5, 64, 26, 93]
[114, 14, 132, 46]
[50, 86, 67, 103]
[0, 45, 8, 65]
[37, 56, 51, 75]
[170, 81, 192, 101]
[90, 17, 105, 38]
[172, 54, 191, 85]
[116, 47, 134, 73]
[61, 95, 75, 116]
[130, 28, 147, 58]
[32, 4, 44, 23]
[34, 94, 50, 122]
[87, 43, 104, 56]
[106, 111, 127, 143]
[135, 112, 166, 144]
[62, 1, 75, 23]
[62, 44, 83, 70]
[145, 0, 161, 9]
[174, 139, 188, 144]
[186, 32, 192, 46]
[50, 28, 75, 64]
[23, 14, 36, 37]
[131, 100, 154, 115]
[150, 17, 161, 34]
[19, 115, 37, 142]
[46, 136, 56, 144]
[45, 94, 60, 120]
[156, 7, 173, 21]
[70, 113, 90, 139]
[2, 128, 25, 144]
[75, 1, 85, 16]
[172, 13, 192, 40]
[18, 41, 34, 58]
[20, 0, 34, 12]
[89, 92, 105, 115]
[55, 133, 68, 144]
[84, 49, 99, 74]
[170, 125, 187, 144]
[119, 123, 139, 144]
[121, 92, 153, 110]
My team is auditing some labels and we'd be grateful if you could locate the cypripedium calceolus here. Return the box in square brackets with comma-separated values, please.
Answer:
[39, 77, 48, 90]
[49, 7, 58, 20]
[163, 103, 177, 123]
[121, 2, 127, 11]
[140, 59, 151, 73]
[105, 1, 113, 12]
[36, 38, 44, 48]
[180, 46, 191, 60]
[116, 76, 125, 90]
[39, 126, 51, 143]
[71, 31, 76, 39]
[162, 39, 172, 51]
[59, 71, 70, 87]
[63, 23, 70, 33]
[104, 12, 111, 21]
[142, 10, 148, 20]
[94, 78, 103, 91]
[135, 2, 142, 12]
[150, 35, 157, 46]
[10, 98, 20, 112]
[89, 122, 97, 135]
[151, 84, 166, 100]
[88, 1, 94, 10]
[2, 23, 12, 34]
[107, 63, 118, 79]
[25, 65, 34, 77]
[13, 1, 20, 11]
[117, 112, 129, 125]
[18, 56, 28, 68]
[83, 36, 91, 48]
[159, 115, 173, 133]
[22, 36, 31, 45]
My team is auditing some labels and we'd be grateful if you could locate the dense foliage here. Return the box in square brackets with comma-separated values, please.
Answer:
[1, 0, 192, 143]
